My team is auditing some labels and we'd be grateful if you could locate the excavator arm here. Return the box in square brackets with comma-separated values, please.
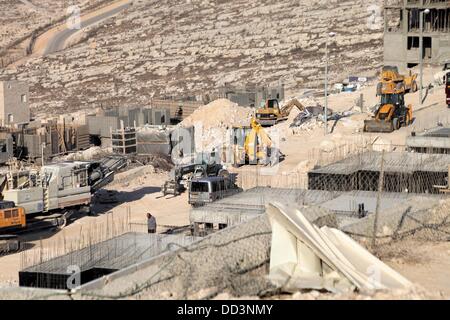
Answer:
[280, 99, 305, 118]
[245, 118, 274, 163]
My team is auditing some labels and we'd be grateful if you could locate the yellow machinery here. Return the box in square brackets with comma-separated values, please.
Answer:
[377, 66, 418, 95]
[0, 202, 26, 253]
[0, 202, 26, 230]
[364, 82, 413, 133]
[255, 99, 305, 127]
[0, 157, 126, 254]
[232, 118, 282, 166]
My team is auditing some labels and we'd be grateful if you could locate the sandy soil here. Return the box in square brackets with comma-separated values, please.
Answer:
[385, 241, 450, 298]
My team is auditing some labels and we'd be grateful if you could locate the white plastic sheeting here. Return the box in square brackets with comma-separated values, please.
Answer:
[267, 202, 412, 293]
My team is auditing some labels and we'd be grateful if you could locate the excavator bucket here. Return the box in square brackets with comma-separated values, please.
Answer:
[363, 119, 394, 133]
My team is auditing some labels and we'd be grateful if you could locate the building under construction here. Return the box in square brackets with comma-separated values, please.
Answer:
[308, 151, 450, 194]
[384, 0, 450, 70]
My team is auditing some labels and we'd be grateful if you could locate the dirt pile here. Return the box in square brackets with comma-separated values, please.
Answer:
[180, 99, 252, 129]
[180, 99, 253, 152]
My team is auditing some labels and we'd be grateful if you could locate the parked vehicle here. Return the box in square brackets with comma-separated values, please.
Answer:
[188, 173, 241, 207]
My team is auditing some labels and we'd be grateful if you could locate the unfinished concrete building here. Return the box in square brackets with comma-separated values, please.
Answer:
[384, 0, 450, 70]
[111, 128, 137, 155]
[0, 81, 30, 127]
[189, 187, 448, 235]
[218, 83, 285, 108]
[308, 151, 450, 194]
[19, 233, 198, 290]
[406, 126, 450, 153]
[87, 107, 171, 147]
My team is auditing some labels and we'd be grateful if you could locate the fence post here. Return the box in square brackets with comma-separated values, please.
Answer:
[372, 150, 385, 250]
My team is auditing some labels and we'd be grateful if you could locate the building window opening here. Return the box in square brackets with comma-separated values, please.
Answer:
[423, 37, 432, 59]
[407, 36, 419, 50]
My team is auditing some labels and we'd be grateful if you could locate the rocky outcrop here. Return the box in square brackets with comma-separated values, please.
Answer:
[1, 0, 384, 116]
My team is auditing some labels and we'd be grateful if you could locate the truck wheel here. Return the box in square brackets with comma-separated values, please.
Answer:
[393, 118, 400, 130]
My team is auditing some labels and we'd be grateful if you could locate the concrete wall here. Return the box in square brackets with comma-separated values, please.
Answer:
[384, 4, 450, 70]
[219, 84, 285, 108]
[384, 33, 407, 70]
[436, 34, 450, 63]
[0, 81, 30, 127]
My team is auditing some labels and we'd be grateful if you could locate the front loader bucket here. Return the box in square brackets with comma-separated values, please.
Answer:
[363, 119, 394, 133]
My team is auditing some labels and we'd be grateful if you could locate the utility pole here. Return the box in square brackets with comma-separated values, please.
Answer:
[41, 142, 46, 167]
[419, 9, 430, 106]
[324, 32, 336, 135]
[372, 150, 385, 249]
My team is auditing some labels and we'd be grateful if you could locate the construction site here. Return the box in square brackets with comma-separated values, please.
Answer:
[0, 0, 450, 302]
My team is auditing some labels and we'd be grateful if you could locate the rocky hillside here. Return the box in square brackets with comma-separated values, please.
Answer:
[0, 0, 107, 51]
[1, 0, 384, 116]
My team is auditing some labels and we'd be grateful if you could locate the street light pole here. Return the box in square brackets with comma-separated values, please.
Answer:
[324, 32, 336, 135]
[420, 9, 430, 106]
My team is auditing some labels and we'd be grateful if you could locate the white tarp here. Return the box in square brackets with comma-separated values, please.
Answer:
[267, 202, 412, 293]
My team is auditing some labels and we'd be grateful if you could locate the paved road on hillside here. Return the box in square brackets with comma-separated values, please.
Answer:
[44, 3, 130, 55]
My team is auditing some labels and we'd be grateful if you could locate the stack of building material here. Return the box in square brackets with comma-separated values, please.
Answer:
[267, 202, 412, 293]
[111, 128, 137, 155]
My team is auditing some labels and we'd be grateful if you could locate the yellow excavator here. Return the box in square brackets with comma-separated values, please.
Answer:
[232, 118, 282, 166]
[255, 98, 305, 127]
[364, 81, 413, 133]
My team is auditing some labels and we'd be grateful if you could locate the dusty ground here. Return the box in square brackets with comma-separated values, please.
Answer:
[1, 65, 449, 297]
[0, 0, 450, 298]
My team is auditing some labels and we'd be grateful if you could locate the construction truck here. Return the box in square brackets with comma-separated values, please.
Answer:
[376, 66, 418, 96]
[232, 118, 283, 167]
[162, 162, 224, 197]
[188, 169, 241, 207]
[0, 157, 127, 254]
[364, 81, 413, 133]
[255, 98, 305, 127]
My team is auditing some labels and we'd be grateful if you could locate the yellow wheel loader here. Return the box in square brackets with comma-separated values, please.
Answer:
[376, 66, 418, 96]
[364, 82, 413, 133]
